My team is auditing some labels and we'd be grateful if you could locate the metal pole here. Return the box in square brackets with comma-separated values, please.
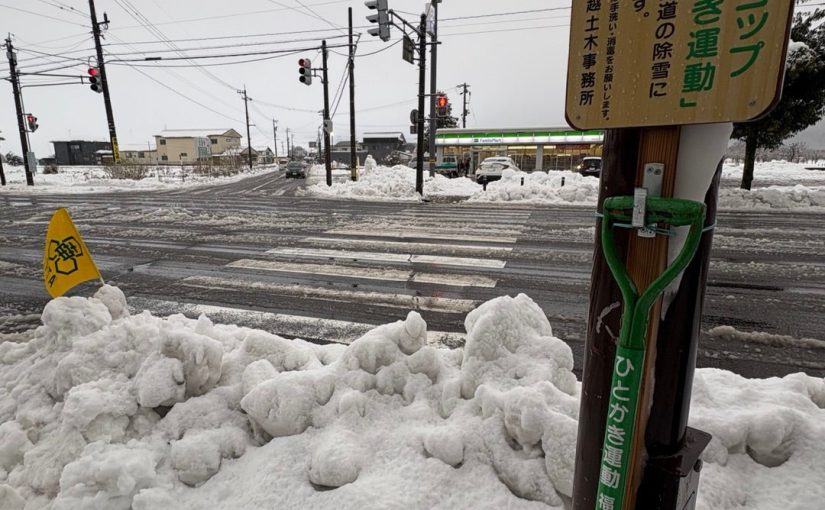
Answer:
[88, 0, 120, 163]
[273, 119, 278, 158]
[415, 15, 427, 196]
[5, 37, 33, 186]
[348, 8, 357, 181]
[461, 82, 469, 128]
[322, 40, 332, 187]
[427, 0, 439, 174]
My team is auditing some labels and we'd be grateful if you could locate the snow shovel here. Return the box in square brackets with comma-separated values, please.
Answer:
[595, 196, 706, 510]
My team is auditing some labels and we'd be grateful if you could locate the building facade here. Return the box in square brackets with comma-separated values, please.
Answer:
[51, 141, 111, 166]
[362, 132, 407, 164]
[154, 129, 242, 164]
[435, 127, 604, 172]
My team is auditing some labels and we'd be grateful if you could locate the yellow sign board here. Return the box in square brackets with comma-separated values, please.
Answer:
[566, 0, 795, 130]
[43, 208, 102, 298]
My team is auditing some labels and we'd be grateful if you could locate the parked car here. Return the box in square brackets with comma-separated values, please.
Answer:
[434, 155, 461, 178]
[285, 160, 306, 178]
[474, 157, 520, 184]
[577, 156, 602, 177]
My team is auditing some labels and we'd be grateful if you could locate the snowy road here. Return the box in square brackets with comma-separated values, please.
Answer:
[1, 171, 824, 378]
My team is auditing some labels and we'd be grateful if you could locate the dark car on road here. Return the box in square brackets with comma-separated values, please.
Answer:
[577, 156, 602, 177]
[285, 160, 306, 179]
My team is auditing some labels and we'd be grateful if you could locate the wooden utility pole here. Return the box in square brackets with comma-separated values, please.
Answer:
[238, 86, 253, 170]
[4, 37, 33, 186]
[321, 40, 332, 186]
[272, 119, 278, 158]
[88, 0, 120, 163]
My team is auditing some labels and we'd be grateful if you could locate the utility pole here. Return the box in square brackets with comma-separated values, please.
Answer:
[321, 40, 332, 186]
[286, 128, 291, 158]
[348, 7, 357, 181]
[272, 119, 278, 158]
[459, 82, 470, 128]
[427, 0, 440, 173]
[4, 37, 33, 186]
[317, 127, 322, 163]
[0, 131, 6, 186]
[415, 14, 427, 195]
[238, 86, 253, 170]
[88, 0, 120, 163]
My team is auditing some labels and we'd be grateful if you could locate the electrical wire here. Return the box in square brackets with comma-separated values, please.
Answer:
[102, 34, 349, 57]
[32, 0, 88, 19]
[0, 3, 90, 28]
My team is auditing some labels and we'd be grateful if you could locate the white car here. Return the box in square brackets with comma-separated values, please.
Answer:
[475, 157, 520, 184]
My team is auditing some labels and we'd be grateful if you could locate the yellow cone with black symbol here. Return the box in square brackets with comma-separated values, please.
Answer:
[42, 208, 102, 298]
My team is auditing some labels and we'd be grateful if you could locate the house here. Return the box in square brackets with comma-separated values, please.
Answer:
[255, 147, 275, 165]
[329, 141, 368, 167]
[51, 140, 112, 166]
[119, 145, 157, 165]
[362, 132, 407, 164]
[154, 129, 242, 164]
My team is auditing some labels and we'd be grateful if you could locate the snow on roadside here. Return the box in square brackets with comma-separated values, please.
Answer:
[468, 169, 599, 205]
[1, 164, 280, 194]
[0, 287, 823, 509]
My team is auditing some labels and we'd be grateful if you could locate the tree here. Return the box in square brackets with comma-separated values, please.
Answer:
[4, 152, 23, 166]
[732, 7, 825, 189]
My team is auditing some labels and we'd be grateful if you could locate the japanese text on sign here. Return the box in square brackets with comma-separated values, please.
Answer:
[566, 0, 794, 129]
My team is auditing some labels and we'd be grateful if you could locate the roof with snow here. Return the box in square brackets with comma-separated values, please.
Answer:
[363, 132, 406, 142]
[157, 129, 242, 139]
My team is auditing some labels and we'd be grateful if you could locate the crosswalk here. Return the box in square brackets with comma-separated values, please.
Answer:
[164, 206, 533, 346]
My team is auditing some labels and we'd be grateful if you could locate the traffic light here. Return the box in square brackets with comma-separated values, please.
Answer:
[298, 58, 312, 85]
[26, 114, 38, 133]
[88, 67, 103, 93]
[365, 0, 391, 42]
[436, 95, 448, 117]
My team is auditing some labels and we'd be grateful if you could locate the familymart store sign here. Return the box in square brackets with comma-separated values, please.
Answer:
[566, 0, 795, 129]
[435, 129, 604, 146]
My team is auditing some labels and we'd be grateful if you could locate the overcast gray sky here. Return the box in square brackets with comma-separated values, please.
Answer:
[0, 0, 572, 157]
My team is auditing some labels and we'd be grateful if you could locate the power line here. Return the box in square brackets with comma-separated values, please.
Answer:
[441, 7, 571, 22]
[32, 0, 89, 19]
[0, 3, 90, 27]
[103, 34, 349, 57]
[103, 27, 347, 46]
[105, 43, 349, 63]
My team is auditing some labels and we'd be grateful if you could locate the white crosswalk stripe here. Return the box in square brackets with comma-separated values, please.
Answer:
[169, 207, 534, 344]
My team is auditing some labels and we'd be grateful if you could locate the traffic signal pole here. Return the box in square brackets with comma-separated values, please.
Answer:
[415, 14, 426, 195]
[348, 7, 357, 182]
[4, 37, 33, 186]
[427, 0, 439, 174]
[322, 40, 332, 187]
[88, 0, 120, 163]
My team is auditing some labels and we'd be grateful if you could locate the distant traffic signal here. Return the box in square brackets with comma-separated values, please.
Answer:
[365, 0, 391, 42]
[436, 95, 448, 117]
[26, 114, 38, 133]
[298, 58, 312, 85]
[88, 67, 103, 93]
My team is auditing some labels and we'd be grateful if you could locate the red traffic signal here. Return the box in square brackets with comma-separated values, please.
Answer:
[88, 67, 103, 93]
[298, 57, 312, 86]
[436, 95, 448, 117]
[26, 114, 38, 132]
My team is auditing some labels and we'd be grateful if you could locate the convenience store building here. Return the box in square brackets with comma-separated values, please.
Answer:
[434, 127, 604, 172]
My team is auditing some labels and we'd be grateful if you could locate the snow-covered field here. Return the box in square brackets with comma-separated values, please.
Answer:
[1, 164, 279, 194]
[0, 287, 823, 509]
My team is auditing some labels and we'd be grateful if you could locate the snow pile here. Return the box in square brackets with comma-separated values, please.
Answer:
[0, 287, 823, 509]
[1, 164, 280, 194]
[425, 173, 482, 196]
[303, 164, 429, 201]
[469, 170, 600, 205]
[719, 184, 825, 209]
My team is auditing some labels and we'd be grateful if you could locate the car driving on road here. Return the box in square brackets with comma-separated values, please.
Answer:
[474, 157, 520, 184]
[285, 160, 306, 179]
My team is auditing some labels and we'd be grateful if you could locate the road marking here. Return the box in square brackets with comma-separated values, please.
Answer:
[227, 259, 411, 281]
[183, 275, 480, 313]
[264, 248, 507, 269]
[226, 259, 497, 287]
[301, 236, 513, 255]
[129, 297, 463, 346]
[326, 228, 518, 244]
